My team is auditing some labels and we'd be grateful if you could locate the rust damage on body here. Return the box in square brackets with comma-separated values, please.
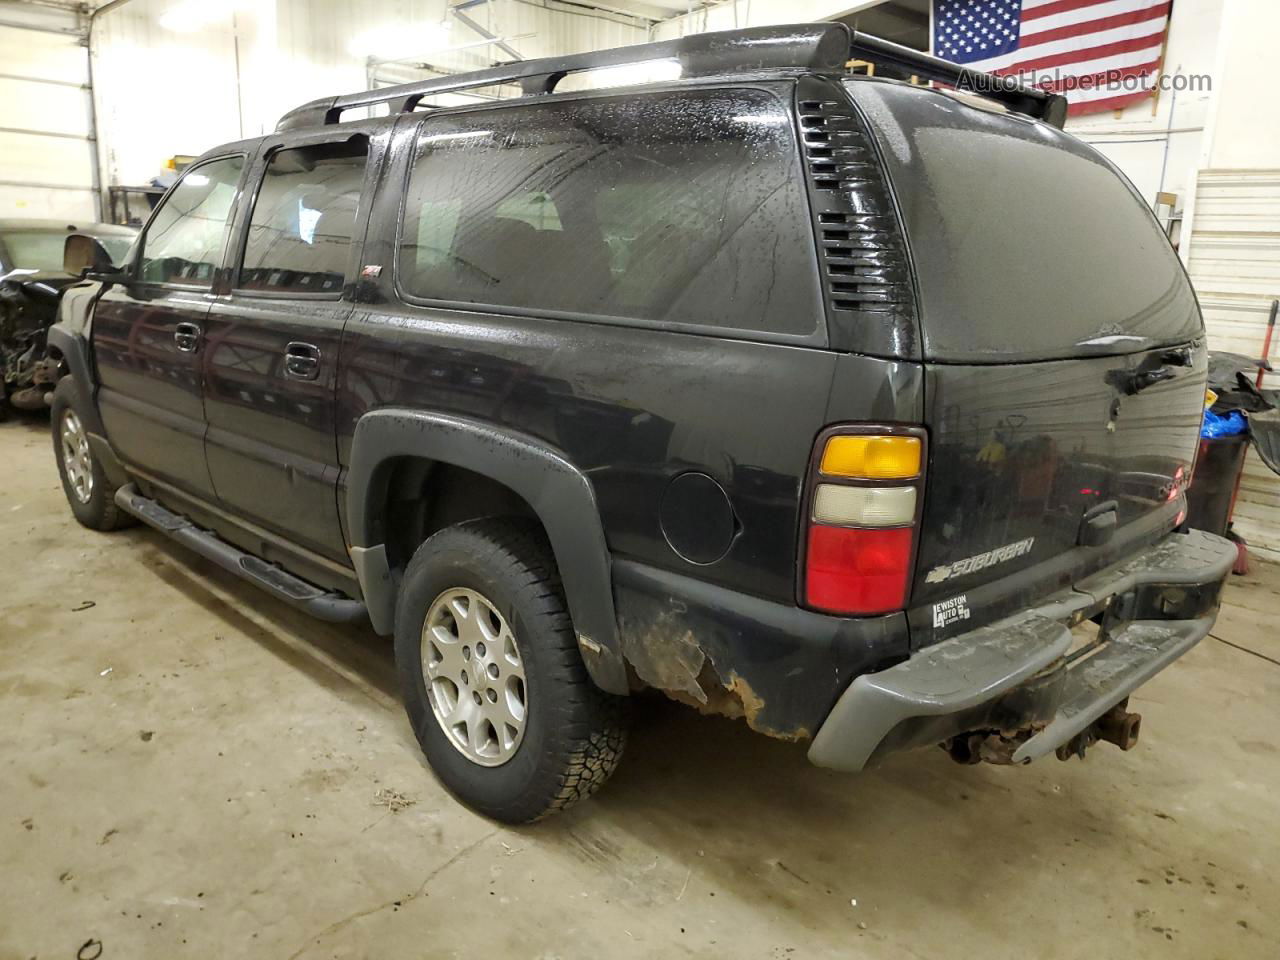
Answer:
[619, 609, 810, 741]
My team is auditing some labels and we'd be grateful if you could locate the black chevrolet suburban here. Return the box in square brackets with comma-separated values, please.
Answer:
[46, 24, 1235, 823]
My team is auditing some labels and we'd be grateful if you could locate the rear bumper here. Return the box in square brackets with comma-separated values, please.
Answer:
[807, 529, 1236, 772]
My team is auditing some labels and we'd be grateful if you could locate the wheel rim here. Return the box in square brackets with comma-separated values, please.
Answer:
[59, 409, 94, 504]
[421, 587, 527, 767]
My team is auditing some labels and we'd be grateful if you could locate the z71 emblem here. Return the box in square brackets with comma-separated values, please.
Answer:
[926, 537, 1035, 584]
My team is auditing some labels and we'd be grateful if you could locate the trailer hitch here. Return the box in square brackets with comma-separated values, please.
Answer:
[1054, 700, 1142, 761]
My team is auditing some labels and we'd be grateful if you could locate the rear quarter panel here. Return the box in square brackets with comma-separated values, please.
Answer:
[337, 302, 836, 602]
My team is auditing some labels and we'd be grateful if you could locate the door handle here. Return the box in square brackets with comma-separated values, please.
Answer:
[174, 322, 202, 353]
[1078, 499, 1119, 547]
[284, 341, 321, 381]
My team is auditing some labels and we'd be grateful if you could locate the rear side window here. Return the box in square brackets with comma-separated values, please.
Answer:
[139, 155, 243, 287]
[239, 139, 368, 294]
[397, 87, 822, 338]
[846, 81, 1202, 361]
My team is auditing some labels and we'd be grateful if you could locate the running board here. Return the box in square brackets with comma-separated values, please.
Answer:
[114, 484, 367, 624]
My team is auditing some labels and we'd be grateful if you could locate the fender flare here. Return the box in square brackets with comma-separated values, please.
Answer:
[46, 323, 105, 435]
[47, 323, 131, 488]
[346, 408, 629, 695]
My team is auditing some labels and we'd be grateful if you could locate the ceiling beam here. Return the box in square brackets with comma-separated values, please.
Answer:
[90, 0, 137, 19]
[450, 7, 525, 60]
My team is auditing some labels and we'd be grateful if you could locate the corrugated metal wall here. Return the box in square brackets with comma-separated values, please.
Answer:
[90, 0, 649, 188]
[1189, 169, 1280, 560]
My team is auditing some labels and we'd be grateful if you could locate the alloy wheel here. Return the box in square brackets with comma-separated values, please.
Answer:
[421, 587, 528, 767]
[60, 409, 94, 504]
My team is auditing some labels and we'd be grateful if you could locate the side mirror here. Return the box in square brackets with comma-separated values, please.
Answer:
[63, 233, 125, 283]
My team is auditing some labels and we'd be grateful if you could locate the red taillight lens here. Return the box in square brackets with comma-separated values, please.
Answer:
[805, 525, 913, 615]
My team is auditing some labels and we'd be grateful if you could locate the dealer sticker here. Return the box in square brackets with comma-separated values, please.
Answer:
[932, 594, 971, 630]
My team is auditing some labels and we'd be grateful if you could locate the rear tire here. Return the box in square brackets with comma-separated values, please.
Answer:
[50, 377, 131, 531]
[394, 518, 628, 823]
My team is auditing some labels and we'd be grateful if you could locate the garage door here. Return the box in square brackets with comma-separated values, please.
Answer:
[0, 7, 98, 223]
[1188, 169, 1280, 561]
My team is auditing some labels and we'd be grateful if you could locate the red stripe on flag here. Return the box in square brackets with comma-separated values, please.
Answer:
[1022, 5, 1170, 47]
[1023, 0, 1169, 23]
[1067, 89, 1155, 115]
[994, 28, 1168, 74]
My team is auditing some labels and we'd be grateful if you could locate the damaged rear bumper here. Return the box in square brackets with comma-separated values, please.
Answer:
[807, 529, 1236, 772]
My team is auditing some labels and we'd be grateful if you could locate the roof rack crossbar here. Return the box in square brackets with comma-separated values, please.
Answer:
[275, 22, 1067, 133]
[848, 30, 1067, 128]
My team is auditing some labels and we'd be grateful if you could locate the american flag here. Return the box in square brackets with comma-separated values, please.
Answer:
[932, 0, 1173, 117]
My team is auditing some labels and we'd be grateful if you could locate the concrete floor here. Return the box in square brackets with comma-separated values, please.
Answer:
[2, 411, 1278, 960]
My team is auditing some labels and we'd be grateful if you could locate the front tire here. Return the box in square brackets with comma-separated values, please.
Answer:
[50, 378, 131, 531]
[394, 519, 628, 823]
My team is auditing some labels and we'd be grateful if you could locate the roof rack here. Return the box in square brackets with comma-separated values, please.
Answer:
[848, 31, 1067, 128]
[275, 22, 1066, 133]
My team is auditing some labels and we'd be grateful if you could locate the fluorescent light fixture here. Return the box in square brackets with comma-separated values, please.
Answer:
[348, 20, 453, 60]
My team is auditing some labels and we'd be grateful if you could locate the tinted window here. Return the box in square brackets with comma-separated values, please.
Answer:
[239, 140, 368, 294]
[139, 156, 243, 286]
[398, 87, 822, 337]
[847, 81, 1201, 361]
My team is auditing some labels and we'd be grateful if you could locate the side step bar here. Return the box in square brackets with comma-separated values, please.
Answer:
[114, 484, 367, 624]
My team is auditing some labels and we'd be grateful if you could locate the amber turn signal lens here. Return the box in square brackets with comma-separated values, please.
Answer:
[820, 435, 921, 479]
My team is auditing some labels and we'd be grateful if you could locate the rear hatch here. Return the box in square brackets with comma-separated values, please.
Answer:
[843, 79, 1206, 646]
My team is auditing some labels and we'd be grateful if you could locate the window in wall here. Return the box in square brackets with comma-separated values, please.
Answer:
[239, 139, 369, 294]
[397, 88, 822, 337]
[139, 155, 244, 287]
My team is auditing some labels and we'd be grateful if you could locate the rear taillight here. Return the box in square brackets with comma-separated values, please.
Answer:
[801, 428, 925, 616]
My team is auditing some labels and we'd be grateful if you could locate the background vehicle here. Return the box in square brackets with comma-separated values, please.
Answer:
[0, 219, 136, 415]
[45, 24, 1234, 823]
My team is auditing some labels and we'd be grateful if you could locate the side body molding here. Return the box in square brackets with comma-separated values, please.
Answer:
[345, 409, 629, 695]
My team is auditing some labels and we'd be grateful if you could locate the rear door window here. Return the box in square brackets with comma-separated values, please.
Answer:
[397, 86, 822, 339]
[845, 80, 1202, 361]
[238, 139, 369, 294]
[138, 155, 244, 287]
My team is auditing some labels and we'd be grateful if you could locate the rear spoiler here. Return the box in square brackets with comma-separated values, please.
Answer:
[849, 31, 1067, 128]
[277, 22, 1068, 132]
